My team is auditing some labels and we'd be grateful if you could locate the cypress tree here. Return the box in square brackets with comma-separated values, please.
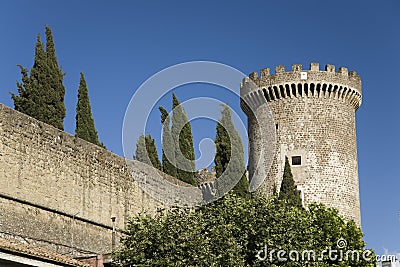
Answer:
[159, 106, 178, 177]
[12, 35, 45, 120]
[135, 135, 147, 164]
[145, 135, 162, 171]
[11, 26, 65, 130]
[135, 134, 161, 170]
[75, 72, 104, 147]
[171, 94, 197, 186]
[45, 26, 66, 129]
[214, 104, 249, 198]
[45, 26, 58, 66]
[279, 156, 303, 208]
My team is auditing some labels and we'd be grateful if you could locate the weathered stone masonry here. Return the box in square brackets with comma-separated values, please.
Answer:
[241, 62, 362, 225]
[0, 104, 190, 256]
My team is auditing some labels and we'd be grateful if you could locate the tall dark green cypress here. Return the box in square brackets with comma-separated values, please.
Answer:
[279, 156, 303, 208]
[75, 72, 104, 147]
[145, 135, 162, 171]
[214, 104, 249, 198]
[45, 26, 66, 129]
[135, 135, 147, 163]
[135, 134, 162, 171]
[11, 26, 65, 130]
[12, 35, 45, 120]
[159, 106, 177, 177]
[171, 94, 197, 186]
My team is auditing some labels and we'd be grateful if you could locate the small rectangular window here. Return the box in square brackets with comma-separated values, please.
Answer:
[292, 156, 301, 166]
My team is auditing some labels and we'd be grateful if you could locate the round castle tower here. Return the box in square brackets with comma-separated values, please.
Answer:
[240, 62, 362, 224]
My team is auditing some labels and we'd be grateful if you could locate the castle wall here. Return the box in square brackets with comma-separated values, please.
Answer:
[0, 195, 113, 255]
[0, 103, 190, 255]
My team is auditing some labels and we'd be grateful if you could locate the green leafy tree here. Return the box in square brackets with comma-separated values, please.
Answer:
[75, 72, 105, 148]
[114, 193, 375, 266]
[159, 106, 178, 177]
[171, 94, 196, 186]
[279, 156, 303, 208]
[11, 26, 66, 130]
[214, 104, 249, 198]
[135, 134, 162, 171]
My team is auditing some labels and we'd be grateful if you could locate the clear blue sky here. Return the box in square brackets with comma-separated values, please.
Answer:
[0, 0, 399, 257]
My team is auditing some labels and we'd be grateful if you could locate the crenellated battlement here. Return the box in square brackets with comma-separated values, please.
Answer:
[242, 63, 361, 90]
[240, 63, 362, 112]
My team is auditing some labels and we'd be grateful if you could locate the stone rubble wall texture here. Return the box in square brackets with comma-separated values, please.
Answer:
[0, 103, 196, 255]
[0, 196, 110, 258]
[241, 62, 362, 225]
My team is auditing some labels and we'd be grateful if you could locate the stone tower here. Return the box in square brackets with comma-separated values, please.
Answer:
[240, 63, 362, 224]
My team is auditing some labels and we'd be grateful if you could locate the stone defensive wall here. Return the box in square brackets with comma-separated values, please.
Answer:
[0, 103, 194, 256]
[240, 63, 362, 225]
